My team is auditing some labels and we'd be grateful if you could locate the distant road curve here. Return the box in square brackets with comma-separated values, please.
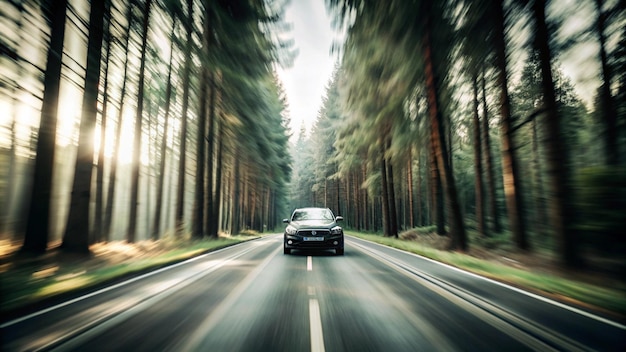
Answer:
[2, 234, 624, 351]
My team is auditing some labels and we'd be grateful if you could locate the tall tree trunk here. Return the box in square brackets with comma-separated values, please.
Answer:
[416, 148, 423, 227]
[193, 69, 208, 238]
[380, 148, 391, 237]
[533, 0, 580, 267]
[175, 0, 194, 237]
[205, 75, 217, 238]
[61, 0, 106, 253]
[531, 119, 547, 238]
[152, 22, 176, 240]
[386, 139, 398, 237]
[429, 124, 445, 235]
[493, 0, 527, 249]
[22, 0, 68, 253]
[211, 115, 224, 238]
[128, 0, 153, 243]
[593, 0, 618, 165]
[423, 17, 467, 250]
[481, 68, 501, 233]
[93, 0, 112, 244]
[231, 152, 241, 235]
[104, 2, 133, 241]
[472, 72, 486, 236]
[407, 154, 414, 228]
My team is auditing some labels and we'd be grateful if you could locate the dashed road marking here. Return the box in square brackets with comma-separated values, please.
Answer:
[309, 298, 325, 352]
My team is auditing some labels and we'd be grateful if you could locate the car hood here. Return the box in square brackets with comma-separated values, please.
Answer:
[289, 220, 338, 229]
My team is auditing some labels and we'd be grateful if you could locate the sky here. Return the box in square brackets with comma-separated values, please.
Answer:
[275, 1, 343, 138]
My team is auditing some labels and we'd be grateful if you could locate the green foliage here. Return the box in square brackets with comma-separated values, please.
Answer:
[1, 238, 249, 313]
[574, 166, 626, 253]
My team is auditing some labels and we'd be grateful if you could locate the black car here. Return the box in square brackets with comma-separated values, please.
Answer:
[283, 207, 344, 255]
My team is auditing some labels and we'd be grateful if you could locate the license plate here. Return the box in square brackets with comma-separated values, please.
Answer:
[303, 237, 324, 241]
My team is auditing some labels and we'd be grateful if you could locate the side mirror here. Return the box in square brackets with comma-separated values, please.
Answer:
[335, 216, 344, 222]
[282, 218, 290, 223]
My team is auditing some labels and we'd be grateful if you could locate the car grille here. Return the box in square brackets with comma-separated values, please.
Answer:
[297, 230, 331, 237]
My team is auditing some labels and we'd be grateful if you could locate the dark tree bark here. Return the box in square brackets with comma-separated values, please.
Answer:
[407, 153, 414, 228]
[212, 115, 224, 237]
[481, 69, 501, 233]
[192, 68, 208, 238]
[386, 138, 398, 238]
[593, 0, 618, 166]
[104, 2, 133, 241]
[531, 119, 547, 237]
[61, 0, 106, 253]
[429, 121, 445, 235]
[175, 0, 194, 237]
[533, 0, 580, 267]
[93, 0, 112, 244]
[380, 147, 391, 237]
[205, 75, 217, 238]
[128, 0, 153, 243]
[472, 72, 486, 236]
[231, 151, 241, 235]
[22, 0, 68, 253]
[423, 17, 467, 251]
[416, 148, 424, 227]
[493, 0, 528, 249]
[152, 21, 176, 240]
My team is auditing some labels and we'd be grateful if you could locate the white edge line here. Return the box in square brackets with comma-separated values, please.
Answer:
[346, 235, 626, 330]
[1, 238, 266, 328]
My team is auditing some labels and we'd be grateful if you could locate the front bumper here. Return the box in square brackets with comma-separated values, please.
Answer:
[284, 233, 344, 251]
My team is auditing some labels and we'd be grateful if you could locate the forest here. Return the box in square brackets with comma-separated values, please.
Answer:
[0, 0, 624, 271]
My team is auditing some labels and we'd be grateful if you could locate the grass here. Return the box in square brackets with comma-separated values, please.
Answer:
[347, 231, 626, 318]
[0, 235, 257, 315]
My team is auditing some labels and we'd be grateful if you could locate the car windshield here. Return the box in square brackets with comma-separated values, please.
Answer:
[292, 209, 334, 221]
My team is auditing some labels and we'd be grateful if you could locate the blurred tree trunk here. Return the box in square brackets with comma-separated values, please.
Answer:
[193, 68, 208, 238]
[93, 0, 112, 244]
[472, 72, 486, 236]
[481, 69, 501, 233]
[61, 0, 106, 253]
[175, 0, 194, 237]
[212, 115, 224, 237]
[152, 21, 176, 240]
[128, 0, 153, 243]
[429, 120, 445, 235]
[380, 147, 391, 237]
[416, 149, 424, 227]
[386, 138, 398, 238]
[407, 153, 414, 228]
[205, 76, 217, 238]
[531, 119, 547, 237]
[533, 0, 580, 267]
[593, 0, 618, 166]
[104, 2, 133, 241]
[231, 152, 241, 235]
[22, 0, 68, 253]
[493, 0, 528, 249]
[423, 15, 467, 251]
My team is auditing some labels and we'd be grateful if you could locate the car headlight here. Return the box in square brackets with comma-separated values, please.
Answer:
[285, 225, 297, 235]
[330, 226, 343, 235]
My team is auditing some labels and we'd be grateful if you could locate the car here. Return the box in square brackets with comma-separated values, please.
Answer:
[283, 207, 344, 255]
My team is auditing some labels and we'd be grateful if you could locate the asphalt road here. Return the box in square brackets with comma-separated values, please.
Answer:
[2, 234, 625, 351]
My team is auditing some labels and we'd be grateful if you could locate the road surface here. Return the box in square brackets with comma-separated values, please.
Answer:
[2, 234, 625, 351]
